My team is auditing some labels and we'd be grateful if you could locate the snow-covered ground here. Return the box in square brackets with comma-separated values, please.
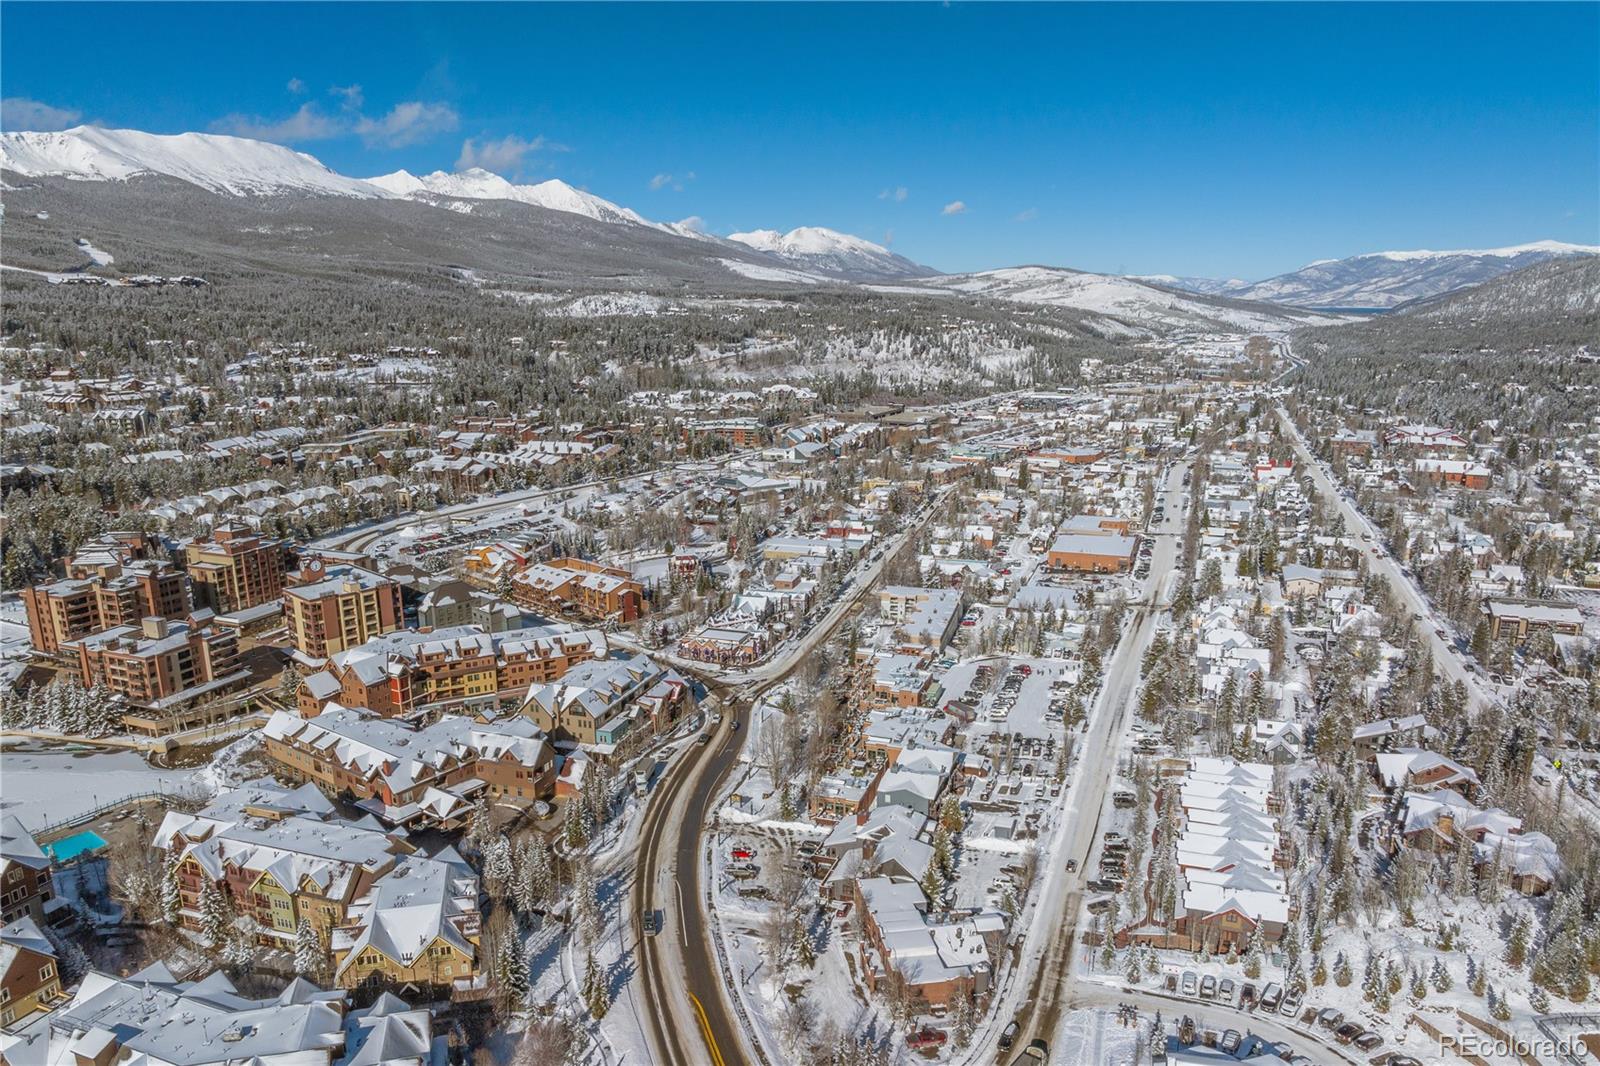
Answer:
[0, 744, 207, 831]
[75, 237, 114, 265]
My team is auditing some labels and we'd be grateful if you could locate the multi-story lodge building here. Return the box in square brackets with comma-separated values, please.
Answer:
[282, 562, 405, 662]
[262, 705, 558, 828]
[332, 851, 482, 996]
[19, 533, 192, 655]
[509, 557, 645, 624]
[295, 624, 608, 719]
[520, 651, 694, 747]
[183, 522, 292, 613]
[0, 816, 54, 926]
[62, 615, 247, 727]
[0, 916, 61, 1028]
[153, 782, 409, 951]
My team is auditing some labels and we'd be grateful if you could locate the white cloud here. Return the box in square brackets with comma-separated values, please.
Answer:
[649, 171, 694, 192]
[879, 186, 908, 202]
[330, 84, 365, 111]
[286, 77, 306, 95]
[356, 101, 459, 148]
[212, 102, 343, 142]
[1, 97, 82, 132]
[941, 200, 967, 216]
[674, 215, 707, 234]
[1014, 207, 1038, 222]
[456, 133, 556, 173]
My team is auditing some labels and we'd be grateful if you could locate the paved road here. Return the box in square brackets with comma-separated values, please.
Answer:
[955, 461, 1189, 1066]
[634, 491, 951, 1066]
[1065, 983, 1366, 1066]
[1273, 405, 1496, 713]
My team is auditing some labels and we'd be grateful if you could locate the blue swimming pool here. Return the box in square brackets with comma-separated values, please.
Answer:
[46, 830, 108, 863]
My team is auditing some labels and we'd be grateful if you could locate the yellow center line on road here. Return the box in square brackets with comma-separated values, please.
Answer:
[688, 993, 727, 1066]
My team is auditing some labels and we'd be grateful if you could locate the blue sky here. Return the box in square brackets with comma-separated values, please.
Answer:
[3, 2, 1596, 278]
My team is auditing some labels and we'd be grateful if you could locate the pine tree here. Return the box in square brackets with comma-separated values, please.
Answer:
[583, 949, 608, 1019]
[484, 834, 514, 896]
[1410, 967, 1427, 1001]
[160, 852, 182, 926]
[1243, 925, 1264, 979]
[199, 879, 231, 948]
[1431, 959, 1453, 993]
[498, 935, 530, 1009]
[1311, 953, 1327, 987]
[1362, 954, 1383, 1002]
[1531, 984, 1552, 1013]
[952, 994, 978, 1050]
[919, 863, 945, 907]
[1507, 912, 1533, 968]
[1333, 951, 1353, 987]
[574, 859, 602, 945]
[939, 795, 964, 834]
[293, 917, 322, 977]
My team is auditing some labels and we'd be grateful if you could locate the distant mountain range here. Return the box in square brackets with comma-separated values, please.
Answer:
[1154, 241, 1599, 309]
[0, 126, 932, 284]
[3, 125, 1593, 327]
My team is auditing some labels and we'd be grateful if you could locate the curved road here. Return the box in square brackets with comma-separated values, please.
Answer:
[633, 490, 952, 1066]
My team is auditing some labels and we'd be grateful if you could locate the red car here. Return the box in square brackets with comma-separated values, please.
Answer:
[731, 847, 755, 861]
[906, 1029, 947, 1050]
[1019, 665, 1032, 675]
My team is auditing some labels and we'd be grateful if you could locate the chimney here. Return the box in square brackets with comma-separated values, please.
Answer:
[141, 616, 169, 640]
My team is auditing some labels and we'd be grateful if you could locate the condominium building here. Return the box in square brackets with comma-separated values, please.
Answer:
[184, 522, 291, 613]
[295, 624, 608, 718]
[23, 963, 440, 1065]
[21, 545, 190, 655]
[509, 557, 645, 624]
[262, 705, 557, 828]
[0, 816, 53, 926]
[332, 852, 482, 996]
[283, 562, 405, 661]
[520, 651, 693, 748]
[153, 782, 409, 949]
[0, 916, 61, 1029]
[62, 615, 245, 720]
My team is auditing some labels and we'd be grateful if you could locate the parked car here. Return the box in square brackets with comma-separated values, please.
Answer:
[1279, 990, 1301, 1017]
[1199, 975, 1217, 999]
[998, 1022, 1019, 1052]
[642, 909, 660, 936]
[1217, 978, 1235, 1003]
[1335, 1023, 1364, 1045]
[1354, 1032, 1384, 1051]
[1180, 971, 1198, 996]
[1317, 1008, 1344, 1030]
[1219, 1030, 1241, 1054]
[1259, 983, 1282, 1011]
[906, 1029, 946, 1050]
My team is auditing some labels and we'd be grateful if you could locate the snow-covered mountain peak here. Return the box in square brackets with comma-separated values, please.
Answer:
[0, 126, 385, 198]
[1354, 240, 1600, 263]
[727, 226, 935, 282]
[364, 167, 650, 227]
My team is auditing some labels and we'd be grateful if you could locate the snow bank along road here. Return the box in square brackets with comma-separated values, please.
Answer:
[1273, 405, 1496, 714]
[634, 492, 951, 1066]
[954, 461, 1187, 1066]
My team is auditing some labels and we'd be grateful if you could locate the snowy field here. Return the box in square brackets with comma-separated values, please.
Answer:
[0, 745, 204, 831]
